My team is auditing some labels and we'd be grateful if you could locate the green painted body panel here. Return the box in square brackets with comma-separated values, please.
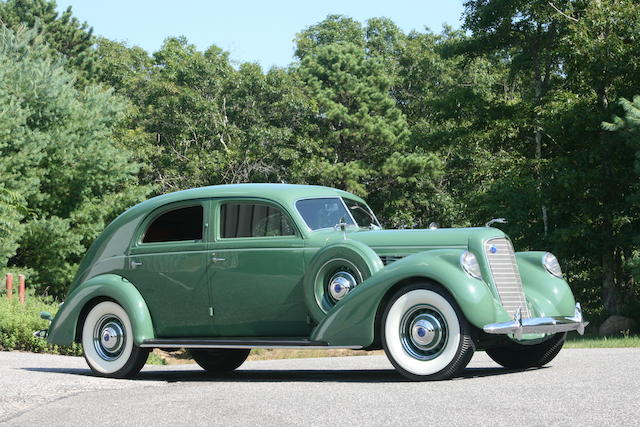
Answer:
[47, 274, 154, 346]
[516, 252, 576, 317]
[46, 183, 580, 349]
[310, 249, 509, 347]
[209, 238, 309, 336]
[207, 198, 310, 336]
[122, 199, 212, 337]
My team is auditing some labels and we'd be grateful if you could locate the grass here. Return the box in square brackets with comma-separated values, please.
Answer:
[565, 334, 640, 348]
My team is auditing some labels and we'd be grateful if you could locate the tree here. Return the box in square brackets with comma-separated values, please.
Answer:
[0, 0, 96, 84]
[459, 0, 640, 316]
[0, 24, 149, 296]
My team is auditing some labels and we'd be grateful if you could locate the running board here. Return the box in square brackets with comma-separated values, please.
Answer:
[140, 337, 362, 350]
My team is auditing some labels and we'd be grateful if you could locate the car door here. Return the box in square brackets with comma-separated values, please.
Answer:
[208, 199, 309, 337]
[125, 199, 213, 337]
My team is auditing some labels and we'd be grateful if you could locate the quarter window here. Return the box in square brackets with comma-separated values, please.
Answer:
[220, 203, 295, 238]
[142, 205, 203, 243]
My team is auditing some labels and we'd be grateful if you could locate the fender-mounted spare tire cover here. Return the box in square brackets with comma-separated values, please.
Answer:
[304, 240, 383, 323]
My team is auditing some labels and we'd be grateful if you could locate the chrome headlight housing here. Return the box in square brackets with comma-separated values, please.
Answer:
[542, 252, 563, 278]
[460, 251, 482, 280]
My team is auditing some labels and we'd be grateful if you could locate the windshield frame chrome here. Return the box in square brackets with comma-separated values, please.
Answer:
[295, 196, 381, 232]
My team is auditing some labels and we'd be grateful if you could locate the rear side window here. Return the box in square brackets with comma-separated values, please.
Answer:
[143, 205, 203, 243]
[220, 203, 295, 238]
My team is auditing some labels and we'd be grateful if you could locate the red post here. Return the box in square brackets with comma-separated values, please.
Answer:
[5, 273, 13, 300]
[18, 274, 25, 304]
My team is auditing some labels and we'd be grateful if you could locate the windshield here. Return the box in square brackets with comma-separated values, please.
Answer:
[296, 198, 355, 230]
[296, 197, 380, 230]
[343, 198, 381, 229]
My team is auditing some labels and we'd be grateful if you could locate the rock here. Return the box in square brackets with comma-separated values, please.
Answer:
[598, 315, 637, 336]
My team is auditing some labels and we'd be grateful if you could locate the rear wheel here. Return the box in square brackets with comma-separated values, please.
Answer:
[81, 301, 149, 378]
[485, 332, 566, 369]
[382, 283, 475, 381]
[190, 349, 250, 373]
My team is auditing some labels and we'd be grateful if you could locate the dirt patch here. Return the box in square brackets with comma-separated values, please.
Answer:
[153, 348, 384, 364]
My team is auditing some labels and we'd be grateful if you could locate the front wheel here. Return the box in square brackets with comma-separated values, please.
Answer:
[81, 301, 149, 378]
[485, 332, 566, 369]
[190, 349, 250, 373]
[382, 283, 475, 381]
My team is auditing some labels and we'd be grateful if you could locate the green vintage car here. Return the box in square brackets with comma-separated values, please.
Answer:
[41, 184, 587, 380]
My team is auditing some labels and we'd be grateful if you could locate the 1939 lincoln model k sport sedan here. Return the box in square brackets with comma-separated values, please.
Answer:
[41, 184, 588, 380]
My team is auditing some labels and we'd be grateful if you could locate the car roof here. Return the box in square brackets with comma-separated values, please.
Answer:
[151, 183, 357, 205]
[124, 183, 365, 219]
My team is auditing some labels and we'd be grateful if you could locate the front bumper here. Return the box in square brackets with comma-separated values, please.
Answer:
[483, 303, 588, 339]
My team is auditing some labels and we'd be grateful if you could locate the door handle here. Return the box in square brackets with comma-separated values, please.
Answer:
[131, 260, 143, 268]
[211, 253, 225, 262]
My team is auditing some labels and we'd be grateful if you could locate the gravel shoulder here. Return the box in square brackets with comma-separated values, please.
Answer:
[1, 348, 639, 426]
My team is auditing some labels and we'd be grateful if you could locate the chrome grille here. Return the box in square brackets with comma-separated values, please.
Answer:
[485, 238, 530, 318]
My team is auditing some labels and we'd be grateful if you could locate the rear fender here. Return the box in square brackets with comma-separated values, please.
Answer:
[47, 274, 155, 346]
[311, 249, 508, 347]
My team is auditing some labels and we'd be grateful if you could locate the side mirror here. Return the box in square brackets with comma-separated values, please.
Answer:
[40, 311, 53, 321]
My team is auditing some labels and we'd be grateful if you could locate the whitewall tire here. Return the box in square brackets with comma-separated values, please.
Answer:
[81, 301, 149, 378]
[382, 283, 475, 381]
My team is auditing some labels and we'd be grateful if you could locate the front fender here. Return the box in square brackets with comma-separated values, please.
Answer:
[47, 274, 155, 346]
[311, 249, 508, 347]
[516, 252, 576, 317]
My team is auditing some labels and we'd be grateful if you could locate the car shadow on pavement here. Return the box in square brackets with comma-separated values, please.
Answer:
[23, 365, 543, 383]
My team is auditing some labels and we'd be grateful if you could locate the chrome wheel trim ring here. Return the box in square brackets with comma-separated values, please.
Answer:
[399, 304, 448, 361]
[93, 314, 126, 361]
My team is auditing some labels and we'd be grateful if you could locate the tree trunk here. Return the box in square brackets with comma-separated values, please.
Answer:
[598, 86, 624, 315]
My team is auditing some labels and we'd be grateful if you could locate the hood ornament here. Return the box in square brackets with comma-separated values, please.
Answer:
[485, 218, 508, 227]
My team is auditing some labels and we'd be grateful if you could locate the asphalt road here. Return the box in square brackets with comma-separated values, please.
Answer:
[0, 348, 638, 426]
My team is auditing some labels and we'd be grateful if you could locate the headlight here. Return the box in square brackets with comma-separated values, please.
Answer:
[460, 251, 482, 280]
[542, 252, 563, 278]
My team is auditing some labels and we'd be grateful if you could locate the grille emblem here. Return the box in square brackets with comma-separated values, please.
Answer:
[490, 245, 498, 254]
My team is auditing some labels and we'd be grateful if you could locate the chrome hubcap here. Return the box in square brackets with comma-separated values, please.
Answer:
[400, 305, 448, 360]
[93, 315, 126, 361]
[328, 271, 357, 302]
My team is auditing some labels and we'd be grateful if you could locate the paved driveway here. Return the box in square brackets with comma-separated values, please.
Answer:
[1, 348, 638, 426]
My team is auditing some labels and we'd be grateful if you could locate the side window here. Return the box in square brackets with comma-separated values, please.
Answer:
[220, 203, 295, 238]
[142, 205, 203, 243]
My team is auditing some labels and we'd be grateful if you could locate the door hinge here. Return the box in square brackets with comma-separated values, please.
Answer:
[209, 307, 214, 317]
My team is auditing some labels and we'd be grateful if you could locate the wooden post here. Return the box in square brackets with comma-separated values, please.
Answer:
[5, 273, 13, 300]
[18, 274, 25, 304]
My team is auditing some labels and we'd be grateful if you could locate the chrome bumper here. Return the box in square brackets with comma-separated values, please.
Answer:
[483, 303, 588, 339]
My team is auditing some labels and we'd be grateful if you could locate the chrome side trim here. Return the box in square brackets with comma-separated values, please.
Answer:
[141, 344, 363, 350]
[483, 303, 589, 339]
[140, 337, 362, 350]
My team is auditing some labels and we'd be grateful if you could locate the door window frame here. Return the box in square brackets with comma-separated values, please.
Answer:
[213, 198, 302, 243]
[130, 199, 211, 254]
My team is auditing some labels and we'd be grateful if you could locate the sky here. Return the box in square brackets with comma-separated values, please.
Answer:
[55, 0, 465, 69]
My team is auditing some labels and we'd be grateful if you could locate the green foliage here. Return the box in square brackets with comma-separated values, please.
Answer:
[0, 0, 96, 84]
[0, 24, 150, 297]
[0, 289, 82, 354]
[0, 0, 638, 324]
[0, 186, 26, 267]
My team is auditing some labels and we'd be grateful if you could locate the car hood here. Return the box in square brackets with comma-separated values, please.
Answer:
[317, 227, 508, 256]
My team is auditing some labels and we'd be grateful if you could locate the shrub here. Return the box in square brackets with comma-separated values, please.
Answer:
[0, 289, 82, 355]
